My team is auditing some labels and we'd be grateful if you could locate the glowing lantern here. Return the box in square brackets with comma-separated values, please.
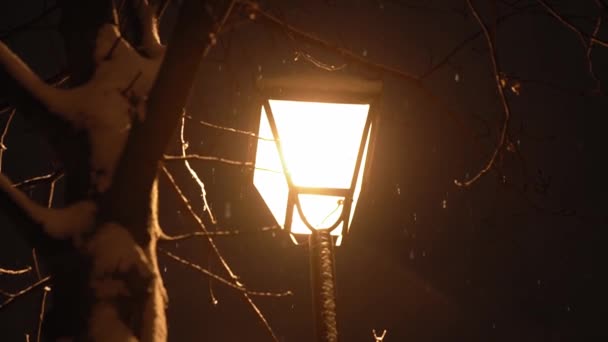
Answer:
[253, 74, 381, 245]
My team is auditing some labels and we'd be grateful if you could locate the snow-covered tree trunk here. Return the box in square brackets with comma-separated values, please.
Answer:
[0, 0, 231, 340]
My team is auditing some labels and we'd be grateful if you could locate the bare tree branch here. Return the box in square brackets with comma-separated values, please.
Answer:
[179, 114, 217, 224]
[0, 266, 32, 275]
[186, 114, 273, 141]
[585, 14, 603, 92]
[13, 171, 64, 190]
[421, 4, 539, 79]
[163, 153, 253, 166]
[0, 4, 59, 40]
[0, 109, 15, 172]
[239, 0, 421, 84]
[161, 249, 292, 297]
[537, 0, 608, 48]
[35, 286, 50, 342]
[158, 225, 280, 241]
[0, 276, 51, 311]
[160, 164, 280, 341]
[455, 0, 513, 187]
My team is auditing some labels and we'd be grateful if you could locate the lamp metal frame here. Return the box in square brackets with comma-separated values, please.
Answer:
[254, 75, 382, 242]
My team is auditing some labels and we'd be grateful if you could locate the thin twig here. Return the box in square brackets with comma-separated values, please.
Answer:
[159, 225, 280, 241]
[239, 0, 505, 185]
[0, 276, 51, 311]
[0, 109, 16, 172]
[179, 114, 217, 224]
[35, 287, 50, 342]
[239, 0, 420, 84]
[421, 5, 538, 79]
[163, 154, 253, 166]
[456, 0, 513, 187]
[0, 5, 60, 39]
[32, 249, 41, 281]
[160, 165, 280, 341]
[13, 171, 64, 190]
[47, 173, 60, 208]
[163, 155, 279, 173]
[585, 15, 602, 92]
[157, 0, 172, 18]
[161, 165, 235, 278]
[186, 115, 273, 141]
[0, 266, 32, 275]
[161, 249, 292, 297]
[537, 0, 608, 48]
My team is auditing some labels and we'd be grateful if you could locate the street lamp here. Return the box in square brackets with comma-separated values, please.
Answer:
[253, 74, 381, 342]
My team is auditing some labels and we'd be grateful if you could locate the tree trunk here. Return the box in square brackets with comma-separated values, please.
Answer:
[0, 0, 232, 340]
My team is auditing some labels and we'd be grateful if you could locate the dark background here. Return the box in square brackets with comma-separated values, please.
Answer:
[1, 1, 607, 341]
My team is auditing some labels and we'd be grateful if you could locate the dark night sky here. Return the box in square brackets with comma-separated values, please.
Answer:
[1, 1, 607, 341]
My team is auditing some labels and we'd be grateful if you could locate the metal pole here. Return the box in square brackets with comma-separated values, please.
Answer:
[309, 229, 339, 342]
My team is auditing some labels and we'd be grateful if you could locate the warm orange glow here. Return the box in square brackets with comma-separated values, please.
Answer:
[253, 99, 371, 245]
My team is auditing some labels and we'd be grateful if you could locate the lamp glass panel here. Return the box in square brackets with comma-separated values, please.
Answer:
[268, 100, 369, 189]
[253, 107, 288, 230]
[291, 194, 345, 236]
[254, 99, 370, 243]
[348, 126, 371, 231]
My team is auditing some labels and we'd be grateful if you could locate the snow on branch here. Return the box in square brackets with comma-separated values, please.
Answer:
[86, 221, 167, 341]
[0, 173, 96, 239]
[1, 13, 165, 192]
[132, 0, 166, 57]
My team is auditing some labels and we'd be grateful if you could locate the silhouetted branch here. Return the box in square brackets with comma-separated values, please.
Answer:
[0, 109, 15, 172]
[421, 4, 539, 79]
[537, 0, 608, 48]
[163, 154, 253, 166]
[31, 249, 41, 280]
[186, 114, 273, 141]
[13, 171, 64, 191]
[160, 164, 280, 341]
[161, 249, 292, 297]
[178, 114, 217, 224]
[0, 5, 59, 40]
[239, 0, 421, 84]
[161, 164, 236, 276]
[0, 276, 51, 311]
[585, 14, 602, 92]
[383, 0, 467, 16]
[455, 0, 513, 187]
[0, 266, 31, 275]
[159, 225, 280, 241]
[509, 75, 606, 97]
[35, 286, 50, 342]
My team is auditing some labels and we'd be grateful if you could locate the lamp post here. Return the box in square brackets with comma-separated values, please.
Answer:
[253, 74, 381, 342]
